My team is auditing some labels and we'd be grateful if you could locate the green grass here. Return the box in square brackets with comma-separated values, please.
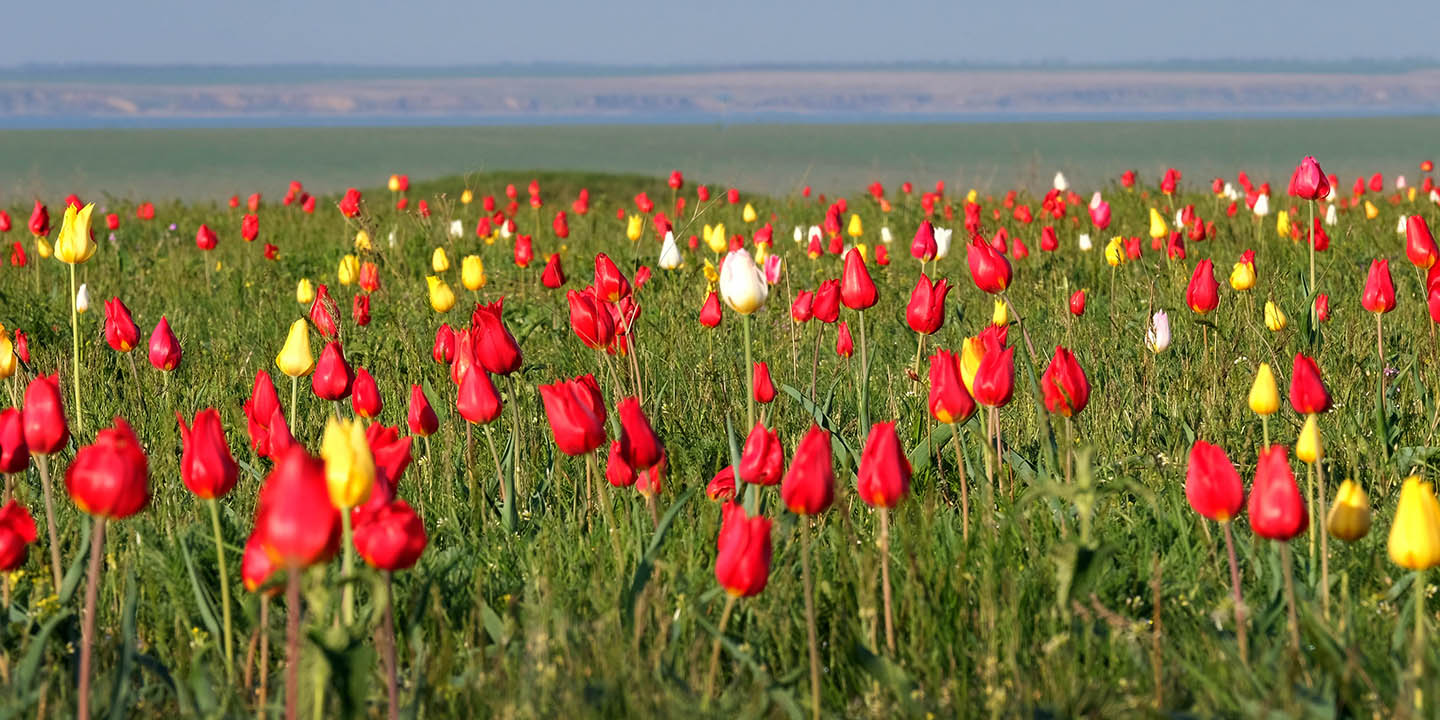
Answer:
[0, 168, 1436, 717]
[2, 116, 1435, 204]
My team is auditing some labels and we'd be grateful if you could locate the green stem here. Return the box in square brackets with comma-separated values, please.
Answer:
[503, 376, 520, 532]
[209, 498, 235, 682]
[1415, 569, 1427, 715]
[800, 520, 822, 720]
[858, 310, 869, 429]
[289, 375, 299, 432]
[341, 509, 354, 626]
[69, 262, 83, 434]
[743, 313, 755, 430]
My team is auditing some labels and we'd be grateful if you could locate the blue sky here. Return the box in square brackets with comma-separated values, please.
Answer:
[5, 0, 1433, 67]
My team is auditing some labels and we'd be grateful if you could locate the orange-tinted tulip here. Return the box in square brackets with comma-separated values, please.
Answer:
[22, 374, 68, 455]
[1360, 259, 1396, 314]
[1040, 346, 1089, 417]
[856, 422, 910, 508]
[103, 297, 139, 352]
[66, 418, 149, 519]
[1248, 445, 1306, 540]
[1185, 440, 1244, 522]
[715, 501, 772, 597]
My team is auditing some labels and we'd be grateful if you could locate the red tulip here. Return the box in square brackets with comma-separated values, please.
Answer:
[195, 224, 218, 251]
[241, 213, 259, 242]
[22, 375, 69, 457]
[791, 290, 814, 324]
[1185, 440, 1244, 522]
[103, 298, 139, 352]
[417, 199, 430, 218]
[739, 421, 784, 486]
[256, 446, 339, 568]
[28, 201, 48, 237]
[753, 362, 776, 404]
[66, 418, 149, 519]
[714, 501, 772, 597]
[856, 422, 910, 508]
[634, 265, 652, 290]
[0, 209, 12, 233]
[707, 466, 736, 502]
[263, 243, 278, 261]
[243, 370, 292, 459]
[449, 330, 476, 387]
[1360, 259, 1396, 314]
[541, 254, 566, 288]
[906, 273, 949, 335]
[1185, 260, 1219, 314]
[1289, 353, 1331, 415]
[835, 321, 854, 358]
[668, 170, 684, 190]
[302, 195, 317, 214]
[780, 425, 834, 515]
[247, 192, 262, 212]
[176, 408, 238, 500]
[10, 242, 26, 267]
[1370, 172, 1384, 193]
[1288, 156, 1329, 200]
[104, 213, 119, 231]
[312, 342, 354, 401]
[1407, 217, 1438, 269]
[727, 188, 740, 205]
[967, 236, 1012, 294]
[605, 441, 636, 487]
[594, 253, 631, 303]
[839, 248, 877, 310]
[514, 235, 534, 267]
[432, 324, 455, 364]
[697, 186, 711, 202]
[1069, 289, 1086, 316]
[698, 291, 722, 328]
[552, 210, 569, 239]
[568, 289, 617, 348]
[0, 500, 37, 571]
[812, 279, 841, 323]
[928, 350, 975, 424]
[1315, 294, 1330, 323]
[338, 188, 362, 218]
[351, 294, 370, 327]
[353, 499, 427, 571]
[617, 397, 663, 470]
[309, 284, 339, 339]
[351, 368, 382, 419]
[1040, 346, 1089, 417]
[358, 262, 379, 293]
[146, 317, 182, 371]
[910, 221, 937, 261]
[406, 385, 439, 437]
[136, 202, 155, 220]
[472, 299, 523, 375]
[0, 409, 29, 474]
[240, 534, 278, 593]
[457, 367, 502, 425]
[1248, 445, 1306, 540]
[971, 336, 1014, 408]
[539, 375, 608, 456]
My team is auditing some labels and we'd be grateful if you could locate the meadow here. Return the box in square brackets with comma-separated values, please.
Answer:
[0, 161, 1435, 719]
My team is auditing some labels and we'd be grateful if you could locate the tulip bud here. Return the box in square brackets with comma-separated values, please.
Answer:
[427, 276, 456, 313]
[1389, 476, 1440, 570]
[1264, 300, 1287, 331]
[321, 417, 375, 509]
[275, 319, 315, 378]
[1248, 363, 1280, 415]
[296, 278, 315, 305]
[1296, 414, 1322, 464]
[1326, 480, 1371, 543]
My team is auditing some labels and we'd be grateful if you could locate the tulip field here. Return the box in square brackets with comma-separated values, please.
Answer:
[4, 161, 1440, 718]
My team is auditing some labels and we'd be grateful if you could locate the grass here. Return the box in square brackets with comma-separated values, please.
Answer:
[0, 167, 1436, 717]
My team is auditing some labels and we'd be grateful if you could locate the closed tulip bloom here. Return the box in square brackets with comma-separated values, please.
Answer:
[53, 203, 97, 264]
[715, 501, 772, 597]
[176, 408, 238, 500]
[1147, 208, 1168, 239]
[0, 409, 28, 474]
[336, 254, 359, 286]
[541, 254, 566, 288]
[308, 285, 339, 339]
[539, 375, 608, 456]
[256, 447, 339, 568]
[353, 499, 427, 571]
[972, 338, 1015, 408]
[1248, 445, 1306, 541]
[1248, 363, 1280, 415]
[147, 316, 181, 371]
[835, 321, 854, 358]
[275, 319, 314, 378]
[1229, 250, 1256, 291]
[0, 337, 14, 381]
[427, 276, 456, 313]
[707, 466, 736, 502]
[351, 368, 382, 419]
[1389, 476, 1440, 570]
[568, 289, 616, 348]
[312, 342, 354, 401]
[0, 501, 37, 571]
[840, 247, 877, 310]
[791, 290, 814, 323]
[1069, 289, 1086, 316]
[617, 396, 663, 471]
[753, 362, 776, 404]
[103, 297, 139, 352]
[472, 298, 523, 375]
[28, 201, 49, 237]
[719, 249, 769, 314]
[432, 324, 455, 365]
[1407, 216, 1438, 269]
[241, 213, 259, 242]
[928, 350, 976, 424]
[66, 418, 150, 519]
[1185, 260, 1219, 314]
[194, 224, 218, 251]
[698, 291, 722, 328]
[321, 417, 375, 509]
[1185, 441, 1244, 522]
[910, 220, 937, 261]
[594, 253, 631, 302]
[1146, 311, 1171, 353]
[462, 255, 486, 291]
[812, 279, 841, 323]
[780, 425, 834, 515]
[1326, 480, 1371, 542]
[243, 370, 291, 459]
[456, 367, 502, 425]
[739, 422, 784, 486]
[1289, 156, 1329, 200]
[857, 422, 910, 508]
[296, 278, 315, 305]
[406, 385, 440, 437]
[1296, 414, 1322, 464]
[22, 374, 69, 455]
[449, 330, 476, 386]
[431, 247, 450, 273]
[351, 294, 371, 327]
[966, 237, 1012, 294]
[906, 273, 949, 335]
[1360, 259, 1396, 313]
[1315, 294, 1330, 322]
[1263, 300, 1287, 331]
[1289, 353, 1331, 414]
[1040, 346, 1089, 417]
[605, 441, 636, 487]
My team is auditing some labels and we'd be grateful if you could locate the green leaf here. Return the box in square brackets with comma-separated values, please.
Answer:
[622, 487, 696, 628]
[178, 531, 222, 643]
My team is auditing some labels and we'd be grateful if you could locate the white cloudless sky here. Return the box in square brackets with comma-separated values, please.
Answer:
[3, 0, 1433, 66]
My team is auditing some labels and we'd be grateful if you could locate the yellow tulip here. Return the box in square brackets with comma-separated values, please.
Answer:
[846, 213, 863, 237]
[706, 222, 728, 254]
[626, 214, 644, 242]
[462, 255, 486, 291]
[460, 189, 474, 205]
[354, 230, 372, 253]
[742, 203, 758, 224]
[387, 175, 401, 193]
[754, 243, 768, 265]
[1388, 476, 1440, 570]
[1248, 363, 1280, 416]
[1104, 236, 1125, 267]
[36, 238, 52, 259]
[1364, 200, 1380, 220]
[959, 336, 984, 395]
[337, 254, 360, 286]
[321, 417, 375, 509]
[1276, 210, 1290, 238]
[702, 258, 719, 286]
[965, 189, 978, 203]
[1296, 414, 1322, 464]
[991, 299, 1009, 327]
[853, 243, 868, 263]
[296, 278, 315, 305]
[431, 247, 450, 273]
[1408, 187, 1417, 203]
[54, 203, 97, 264]
[427, 276, 455, 313]
[1327, 480, 1371, 542]
[1264, 301, 1287, 332]
[702, 223, 713, 245]
[1147, 208, 1167, 240]
[275, 319, 315, 378]
[0, 336, 14, 380]
[1229, 260, 1255, 291]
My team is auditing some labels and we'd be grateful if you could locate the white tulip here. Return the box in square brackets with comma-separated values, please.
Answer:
[1078, 233, 1093, 252]
[387, 229, 397, 248]
[499, 221, 512, 239]
[1397, 175, 1408, 190]
[807, 225, 823, 245]
[1324, 182, 1336, 201]
[934, 227, 953, 259]
[1325, 203, 1338, 226]
[880, 226, 893, 244]
[718, 249, 768, 314]
[1174, 209, 1185, 229]
[1146, 310, 1171, 353]
[1431, 190, 1440, 204]
[1398, 215, 1409, 234]
[1089, 191, 1103, 210]
[448, 219, 464, 238]
[76, 283, 90, 313]
[1053, 172, 1069, 192]
[658, 231, 682, 270]
[792, 226, 803, 244]
[1223, 182, 1238, 200]
[1252, 194, 1270, 217]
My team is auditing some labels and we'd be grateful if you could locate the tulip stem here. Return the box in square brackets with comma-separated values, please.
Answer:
[77, 516, 107, 719]
[341, 510, 355, 626]
[69, 262, 83, 434]
[34, 454, 63, 592]
[285, 565, 301, 720]
[1377, 313, 1387, 456]
[208, 498, 235, 683]
[878, 507, 895, 655]
[799, 519, 822, 720]
[1261, 415, 1270, 451]
[503, 376, 520, 533]
[1414, 569, 1427, 715]
[808, 323, 821, 403]
[1279, 542, 1301, 659]
[1317, 460, 1330, 622]
[1222, 522, 1248, 664]
[1307, 199, 1316, 325]
[703, 595, 738, 705]
[383, 572, 399, 720]
[258, 595, 270, 720]
[911, 334, 925, 393]
[950, 423, 969, 543]
[743, 314, 755, 431]
[289, 376, 298, 433]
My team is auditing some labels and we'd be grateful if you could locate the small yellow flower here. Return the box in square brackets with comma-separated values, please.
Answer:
[1229, 260, 1255, 291]
[991, 299, 1008, 327]
[1147, 208, 1167, 240]
[702, 258, 719, 286]
[1276, 210, 1290, 238]
[959, 336, 984, 395]
[742, 203, 758, 224]
[460, 189, 474, 205]
[1364, 200, 1380, 220]
[706, 222, 728, 254]
[1104, 236, 1126, 267]
[353, 230, 372, 253]
[626, 214, 644, 242]
[0, 336, 15, 380]
[846, 213, 863, 237]
[36, 238, 52, 259]
[1248, 363, 1279, 416]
